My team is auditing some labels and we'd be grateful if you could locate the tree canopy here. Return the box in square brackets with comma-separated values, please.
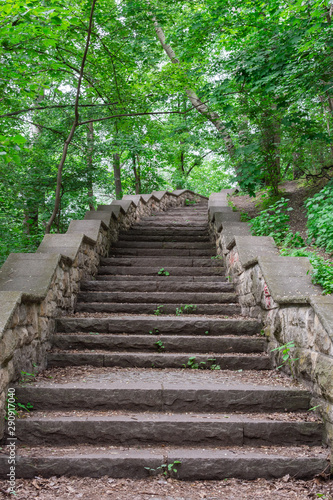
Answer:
[1, 0, 333, 261]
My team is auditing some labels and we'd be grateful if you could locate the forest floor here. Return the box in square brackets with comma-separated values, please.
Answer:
[228, 179, 333, 261]
[1, 475, 333, 499]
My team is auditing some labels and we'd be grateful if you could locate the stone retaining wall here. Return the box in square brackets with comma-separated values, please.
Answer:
[209, 190, 333, 450]
[0, 189, 205, 437]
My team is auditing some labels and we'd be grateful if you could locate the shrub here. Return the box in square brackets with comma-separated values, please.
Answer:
[250, 197, 293, 245]
[305, 182, 333, 252]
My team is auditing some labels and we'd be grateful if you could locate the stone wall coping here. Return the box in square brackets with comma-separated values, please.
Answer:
[37, 233, 95, 262]
[222, 222, 252, 249]
[208, 189, 235, 210]
[0, 291, 22, 335]
[258, 255, 322, 304]
[210, 206, 234, 222]
[152, 190, 177, 201]
[0, 253, 64, 301]
[172, 189, 208, 199]
[96, 205, 126, 216]
[234, 235, 278, 269]
[84, 210, 118, 227]
[110, 199, 136, 213]
[122, 195, 147, 206]
[310, 295, 333, 339]
[210, 192, 333, 323]
[67, 219, 105, 242]
[140, 194, 158, 203]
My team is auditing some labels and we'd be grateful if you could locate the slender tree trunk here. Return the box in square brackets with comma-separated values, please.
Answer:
[45, 0, 96, 233]
[24, 91, 45, 235]
[152, 16, 235, 157]
[132, 155, 141, 194]
[87, 120, 95, 210]
[261, 116, 281, 195]
[113, 153, 122, 199]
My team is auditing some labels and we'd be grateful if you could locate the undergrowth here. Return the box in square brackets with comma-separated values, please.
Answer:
[248, 194, 333, 294]
[305, 181, 333, 252]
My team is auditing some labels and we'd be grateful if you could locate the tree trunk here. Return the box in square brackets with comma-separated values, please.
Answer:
[24, 91, 44, 235]
[87, 120, 95, 210]
[132, 155, 141, 194]
[152, 17, 235, 157]
[45, 0, 96, 233]
[113, 153, 122, 199]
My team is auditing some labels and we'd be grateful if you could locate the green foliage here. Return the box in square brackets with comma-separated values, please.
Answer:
[250, 198, 293, 245]
[175, 304, 197, 316]
[271, 341, 299, 378]
[6, 396, 33, 420]
[149, 328, 160, 335]
[158, 268, 170, 276]
[19, 371, 36, 383]
[154, 305, 164, 316]
[305, 183, 333, 252]
[155, 340, 165, 352]
[182, 356, 220, 370]
[144, 460, 181, 477]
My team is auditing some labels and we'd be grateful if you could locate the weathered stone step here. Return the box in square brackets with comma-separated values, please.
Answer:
[136, 221, 208, 227]
[14, 376, 311, 412]
[77, 291, 237, 304]
[97, 266, 224, 276]
[118, 231, 210, 243]
[56, 316, 261, 335]
[0, 447, 327, 480]
[80, 280, 234, 292]
[109, 257, 224, 267]
[155, 209, 207, 215]
[118, 236, 211, 243]
[113, 241, 214, 249]
[96, 275, 229, 282]
[100, 257, 222, 268]
[119, 228, 208, 233]
[109, 247, 213, 256]
[52, 334, 266, 353]
[75, 302, 240, 315]
[14, 413, 323, 447]
[47, 352, 270, 370]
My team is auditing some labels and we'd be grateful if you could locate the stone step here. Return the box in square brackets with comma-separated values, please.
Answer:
[109, 247, 214, 256]
[80, 280, 234, 293]
[56, 316, 261, 335]
[113, 241, 214, 249]
[96, 275, 229, 282]
[74, 302, 241, 315]
[97, 266, 224, 276]
[99, 257, 222, 268]
[14, 377, 312, 413]
[77, 291, 238, 304]
[52, 334, 266, 353]
[0, 447, 327, 480]
[136, 221, 208, 227]
[121, 227, 209, 234]
[14, 412, 323, 447]
[155, 209, 207, 214]
[118, 234, 211, 242]
[47, 352, 271, 370]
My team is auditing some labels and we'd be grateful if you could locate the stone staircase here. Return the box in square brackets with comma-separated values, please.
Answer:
[1, 200, 329, 480]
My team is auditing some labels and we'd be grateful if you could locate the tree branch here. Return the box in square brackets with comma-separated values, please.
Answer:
[0, 102, 118, 120]
[78, 110, 189, 126]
